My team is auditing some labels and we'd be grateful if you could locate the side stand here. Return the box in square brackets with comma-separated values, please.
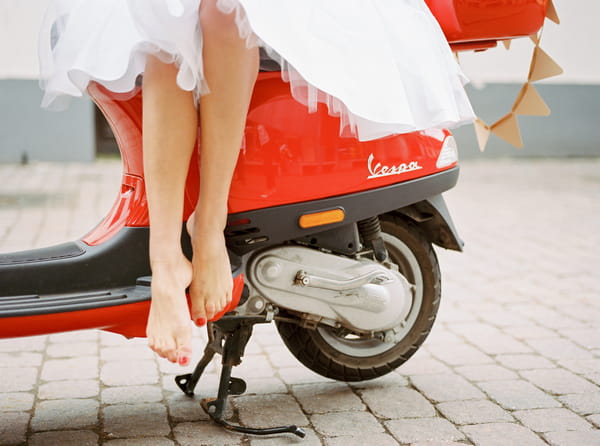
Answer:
[175, 317, 306, 438]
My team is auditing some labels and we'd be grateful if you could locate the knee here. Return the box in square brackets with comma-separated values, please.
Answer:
[199, 1, 241, 42]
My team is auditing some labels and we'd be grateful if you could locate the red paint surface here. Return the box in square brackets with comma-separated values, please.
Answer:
[0, 275, 244, 340]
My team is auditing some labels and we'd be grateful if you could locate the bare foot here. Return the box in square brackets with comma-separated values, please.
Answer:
[186, 214, 233, 324]
[146, 255, 193, 365]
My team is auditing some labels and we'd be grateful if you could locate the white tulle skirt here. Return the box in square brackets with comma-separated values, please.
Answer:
[39, 0, 475, 141]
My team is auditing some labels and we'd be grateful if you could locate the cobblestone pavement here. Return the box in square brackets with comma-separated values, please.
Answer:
[0, 158, 599, 446]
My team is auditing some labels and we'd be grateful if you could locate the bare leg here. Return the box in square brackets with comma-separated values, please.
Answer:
[143, 56, 198, 365]
[188, 2, 259, 323]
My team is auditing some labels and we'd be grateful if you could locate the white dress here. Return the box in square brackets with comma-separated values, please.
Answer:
[39, 0, 475, 141]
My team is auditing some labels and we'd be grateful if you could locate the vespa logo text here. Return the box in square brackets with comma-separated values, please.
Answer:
[367, 154, 423, 179]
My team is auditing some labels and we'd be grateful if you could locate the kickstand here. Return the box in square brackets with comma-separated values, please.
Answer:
[175, 318, 306, 439]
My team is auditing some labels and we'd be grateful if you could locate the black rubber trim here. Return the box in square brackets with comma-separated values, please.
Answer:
[0, 284, 151, 318]
[0, 242, 85, 265]
[226, 167, 459, 255]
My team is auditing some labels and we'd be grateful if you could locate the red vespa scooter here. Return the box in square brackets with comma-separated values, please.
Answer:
[0, 1, 549, 438]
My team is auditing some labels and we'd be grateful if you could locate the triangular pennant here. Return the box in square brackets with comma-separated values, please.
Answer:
[546, 0, 560, 24]
[529, 47, 564, 82]
[491, 113, 523, 148]
[514, 84, 551, 116]
[502, 40, 512, 50]
[474, 119, 491, 152]
[529, 33, 540, 45]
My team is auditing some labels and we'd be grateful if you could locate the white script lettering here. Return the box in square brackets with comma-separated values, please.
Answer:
[367, 154, 423, 179]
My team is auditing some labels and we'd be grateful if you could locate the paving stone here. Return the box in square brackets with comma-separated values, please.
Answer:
[349, 372, 409, 389]
[558, 358, 600, 375]
[234, 355, 276, 378]
[544, 430, 600, 446]
[358, 387, 435, 419]
[496, 354, 556, 370]
[587, 373, 600, 386]
[0, 412, 29, 445]
[0, 352, 43, 367]
[0, 336, 47, 352]
[385, 418, 464, 444]
[437, 400, 513, 425]
[478, 380, 561, 410]
[38, 379, 99, 400]
[46, 342, 98, 358]
[520, 369, 598, 395]
[396, 357, 452, 376]
[411, 374, 485, 402]
[49, 330, 98, 343]
[526, 338, 593, 360]
[41, 357, 98, 381]
[101, 359, 158, 386]
[235, 394, 308, 429]
[105, 439, 174, 446]
[31, 399, 99, 431]
[174, 421, 242, 446]
[251, 428, 321, 446]
[500, 325, 557, 340]
[559, 393, 600, 415]
[426, 344, 493, 366]
[244, 377, 288, 395]
[278, 367, 335, 385]
[0, 367, 38, 392]
[263, 346, 303, 369]
[587, 414, 600, 428]
[102, 385, 163, 404]
[292, 383, 364, 414]
[462, 423, 546, 446]
[0, 392, 34, 412]
[103, 403, 170, 438]
[311, 411, 384, 437]
[324, 433, 398, 446]
[559, 328, 600, 349]
[455, 364, 518, 381]
[29, 430, 98, 446]
[166, 394, 210, 422]
[513, 408, 593, 432]
[101, 345, 155, 361]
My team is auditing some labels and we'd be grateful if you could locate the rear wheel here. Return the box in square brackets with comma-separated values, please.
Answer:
[275, 214, 441, 381]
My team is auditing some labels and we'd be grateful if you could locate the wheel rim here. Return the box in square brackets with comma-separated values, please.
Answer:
[317, 232, 424, 357]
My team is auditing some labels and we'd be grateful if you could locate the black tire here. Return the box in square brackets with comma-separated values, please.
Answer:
[275, 214, 441, 381]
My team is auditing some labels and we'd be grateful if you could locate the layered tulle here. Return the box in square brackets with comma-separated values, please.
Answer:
[39, 0, 475, 140]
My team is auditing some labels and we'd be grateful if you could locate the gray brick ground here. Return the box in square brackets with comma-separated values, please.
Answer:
[292, 383, 365, 414]
[513, 408, 593, 433]
[478, 380, 561, 410]
[1, 160, 599, 445]
[311, 411, 383, 437]
[29, 430, 99, 446]
[173, 421, 242, 446]
[31, 398, 99, 431]
[544, 430, 600, 446]
[103, 403, 170, 438]
[0, 412, 29, 445]
[462, 423, 547, 446]
[358, 387, 436, 419]
[385, 418, 465, 443]
[411, 374, 485, 402]
[437, 400, 513, 425]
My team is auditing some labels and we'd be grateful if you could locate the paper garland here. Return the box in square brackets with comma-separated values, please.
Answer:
[474, 0, 563, 151]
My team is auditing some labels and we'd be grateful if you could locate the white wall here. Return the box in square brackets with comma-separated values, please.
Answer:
[0, 0, 598, 83]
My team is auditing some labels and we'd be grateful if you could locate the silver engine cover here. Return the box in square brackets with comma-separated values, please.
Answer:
[246, 245, 413, 332]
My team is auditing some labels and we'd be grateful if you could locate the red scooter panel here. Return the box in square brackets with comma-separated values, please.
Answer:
[426, 0, 548, 44]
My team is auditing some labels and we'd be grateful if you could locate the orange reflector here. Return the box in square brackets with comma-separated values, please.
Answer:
[299, 209, 345, 229]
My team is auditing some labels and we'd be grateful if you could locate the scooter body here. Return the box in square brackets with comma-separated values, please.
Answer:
[0, 0, 549, 436]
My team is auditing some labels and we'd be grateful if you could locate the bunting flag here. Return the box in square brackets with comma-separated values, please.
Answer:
[546, 0, 560, 24]
[529, 47, 564, 82]
[514, 83, 551, 116]
[472, 1, 562, 151]
[474, 119, 491, 151]
[491, 114, 523, 148]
